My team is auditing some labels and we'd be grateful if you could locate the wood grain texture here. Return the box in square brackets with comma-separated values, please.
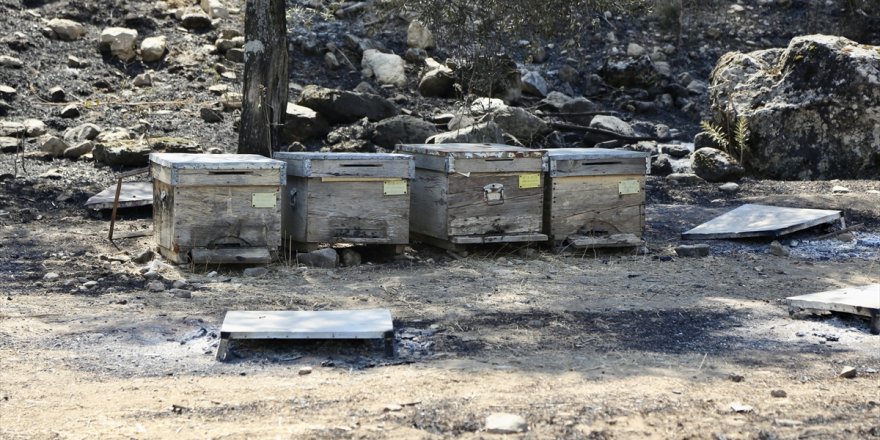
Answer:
[275, 152, 414, 178]
[447, 173, 544, 236]
[153, 180, 177, 260]
[173, 186, 281, 249]
[190, 247, 271, 264]
[545, 174, 645, 242]
[409, 170, 449, 239]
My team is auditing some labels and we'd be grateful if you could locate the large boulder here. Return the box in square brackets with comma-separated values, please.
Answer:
[297, 85, 398, 124]
[710, 35, 880, 179]
[419, 64, 455, 98]
[93, 137, 201, 166]
[406, 20, 435, 49]
[599, 56, 659, 89]
[361, 49, 406, 87]
[371, 115, 438, 148]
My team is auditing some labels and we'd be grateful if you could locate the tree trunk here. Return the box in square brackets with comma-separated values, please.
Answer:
[238, 0, 288, 156]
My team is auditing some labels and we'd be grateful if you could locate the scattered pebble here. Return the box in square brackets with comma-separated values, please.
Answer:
[839, 366, 857, 379]
[770, 389, 787, 398]
[147, 280, 165, 292]
[675, 244, 710, 258]
[383, 404, 403, 412]
[169, 288, 192, 298]
[243, 267, 268, 277]
[728, 373, 744, 383]
[43, 272, 60, 281]
[769, 240, 790, 257]
[831, 185, 850, 194]
[730, 403, 753, 413]
[298, 366, 313, 376]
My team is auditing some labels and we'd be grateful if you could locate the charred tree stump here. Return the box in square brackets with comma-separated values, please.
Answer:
[238, 0, 288, 156]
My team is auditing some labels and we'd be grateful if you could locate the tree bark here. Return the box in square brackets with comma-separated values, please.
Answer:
[238, 0, 288, 156]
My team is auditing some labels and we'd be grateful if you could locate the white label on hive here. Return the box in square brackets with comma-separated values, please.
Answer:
[383, 179, 407, 196]
[252, 192, 277, 208]
[618, 180, 640, 195]
[518, 173, 541, 189]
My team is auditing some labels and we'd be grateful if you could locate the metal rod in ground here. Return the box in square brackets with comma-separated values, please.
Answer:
[108, 176, 123, 241]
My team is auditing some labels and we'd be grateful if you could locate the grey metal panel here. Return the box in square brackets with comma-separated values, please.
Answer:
[274, 152, 414, 178]
[150, 153, 286, 186]
[787, 284, 880, 318]
[681, 204, 843, 240]
[543, 148, 649, 161]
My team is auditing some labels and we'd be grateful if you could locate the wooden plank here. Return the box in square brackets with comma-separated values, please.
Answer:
[547, 175, 645, 241]
[787, 284, 879, 318]
[407, 153, 451, 173]
[450, 233, 548, 244]
[281, 177, 310, 243]
[150, 153, 285, 170]
[549, 159, 647, 177]
[153, 180, 176, 257]
[398, 143, 536, 156]
[543, 147, 649, 162]
[173, 168, 284, 187]
[190, 247, 271, 264]
[446, 173, 543, 236]
[173, 185, 282, 249]
[681, 204, 842, 240]
[302, 180, 409, 244]
[409, 170, 449, 239]
[86, 181, 153, 210]
[220, 309, 394, 340]
[452, 156, 544, 175]
[567, 233, 644, 249]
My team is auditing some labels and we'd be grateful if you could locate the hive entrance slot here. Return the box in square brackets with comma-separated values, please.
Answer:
[340, 164, 382, 167]
[484, 158, 514, 162]
[208, 171, 253, 175]
[581, 161, 621, 166]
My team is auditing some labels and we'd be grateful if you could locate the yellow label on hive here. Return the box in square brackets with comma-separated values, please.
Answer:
[383, 179, 407, 196]
[518, 173, 541, 189]
[251, 192, 277, 208]
[618, 180, 640, 195]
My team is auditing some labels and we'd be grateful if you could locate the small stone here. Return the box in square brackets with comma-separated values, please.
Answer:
[383, 404, 403, 412]
[339, 248, 362, 267]
[796, 331, 806, 337]
[206, 271, 218, 278]
[0, 55, 24, 68]
[836, 232, 854, 242]
[133, 73, 153, 87]
[221, 92, 242, 110]
[170, 289, 192, 298]
[43, 272, 60, 281]
[99, 27, 138, 61]
[140, 36, 168, 62]
[769, 241, 790, 257]
[0, 85, 15, 99]
[719, 182, 740, 194]
[675, 244, 710, 258]
[59, 104, 80, 118]
[200, 107, 223, 123]
[839, 366, 857, 379]
[225, 48, 244, 63]
[485, 413, 528, 434]
[83, 281, 98, 289]
[297, 248, 338, 268]
[172, 279, 187, 289]
[48, 18, 86, 41]
[831, 185, 850, 194]
[181, 8, 213, 30]
[770, 389, 787, 398]
[324, 52, 340, 70]
[39, 135, 70, 157]
[243, 267, 269, 277]
[63, 141, 94, 159]
[728, 373, 744, 382]
[48, 86, 66, 102]
[298, 366, 313, 375]
[23, 119, 46, 137]
[68, 56, 89, 68]
[132, 249, 154, 264]
[626, 42, 646, 57]
[147, 280, 165, 292]
[730, 403, 753, 413]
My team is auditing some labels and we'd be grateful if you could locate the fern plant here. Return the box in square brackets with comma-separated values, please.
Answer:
[700, 116, 749, 164]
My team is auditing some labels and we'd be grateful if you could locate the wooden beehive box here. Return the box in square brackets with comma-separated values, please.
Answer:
[273, 152, 414, 252]
[396, 143, 547, 248]
[543, 148, 650, 248]
[149, 153, 286, 264]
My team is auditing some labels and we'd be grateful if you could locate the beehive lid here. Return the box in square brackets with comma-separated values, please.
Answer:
[544, 148, 650, 177]
[150, 153, 285, 170]
[274, 152, 414, 178]
[398, 143, 541, 158]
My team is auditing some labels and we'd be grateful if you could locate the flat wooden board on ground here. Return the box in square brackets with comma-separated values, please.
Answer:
[787, 284, 880, 334]
[220, 309, 394, 339]
[85, 181, 153, 210]
[681, 204, 842, 240]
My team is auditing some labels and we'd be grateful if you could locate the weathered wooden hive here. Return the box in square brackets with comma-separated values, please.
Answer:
[542, 148, 650, 248]
[396, 143, 547, 248]
[273, 152, 414, 252]
[149, 153, 286, 264]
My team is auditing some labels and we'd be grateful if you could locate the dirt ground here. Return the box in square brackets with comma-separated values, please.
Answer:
[1, 167, 879, 439]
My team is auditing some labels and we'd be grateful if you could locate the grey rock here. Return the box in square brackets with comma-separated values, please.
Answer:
[403, 48, 427, 63]
[170, 288, 192, 298]
[675, 244, 711, 258]
[281, 103, 330, 143]
[23, 119, 46, 137]
[839, 366, 857, 379]
[558, 64, 580, 84]
[662, 144, 691, 158]
[297, 85, 398, 124]
[362, 49, 406, 87]
[141, 36, 168, 62]
[770, 389, 787, 398]
[243, 267, 269, 277]
[93, 137, 201, 166]
[0, 55, 23, 68]
[43, 272, 60, 281]
[99, 28, 138, 61]
[68, 55, 89, 68]
[651, 154, 673, 176]
[0, 85, 15, 100]
[59, 104, 80, 118]
[39, 135, 69, 157]
[147, 280, 166, 292]
[200, 106, 223, 123]
[339, 248, 362, 267]
[428, 121, 503, 144]
[692, 147, 744, 183]
[406, 20, 434, 49]
[133, 73, 153, 87]
[590, 115, 635, 137]
[540, 91, 573, 111]
[64, 123, 102, 143]
[521, 70, 548, 97]
[719, 182, 740, 194]
[693, 132, 722, 151]
[298, 366, 313, 375]
[48, 18, 86, 41]
[181, 8, 213, 30]
[418, 67, 455, 98]
[769, 241, 790, 257]
[63, 141, 94, 159]
[172, 279, 187, 289]
[371, 115, 438, 148]
[831, 185, 850, 194]
[225, 48, 244, 63]
[324, 52, 340, 70]
[599, 56, 658, 88]
[489, 106, 550, 143]
[48, 86, 66, 102]
[132, 249, 154, 264]
[485, 413, 528, 434]
[837, 232, 855, 242]
[297, 248, 338, 268]
[710, 35, 880, 179]
[83, 280, 98, 289]
[0, 137, 18, 153]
